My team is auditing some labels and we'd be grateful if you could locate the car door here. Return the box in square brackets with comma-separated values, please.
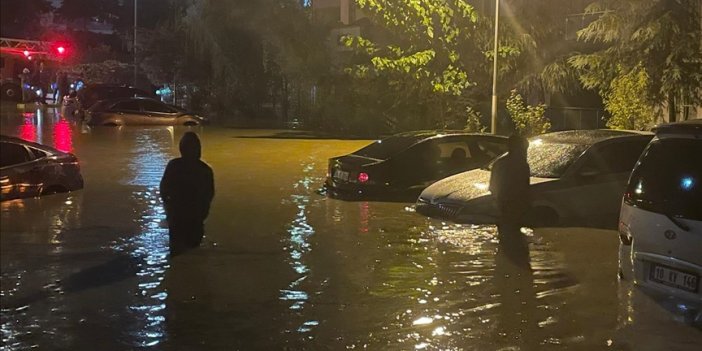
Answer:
[0, 141, 41, 200]
[140, 100, 178, 125]
[560, 138, 651, 224]
[108, 100, 143, 125]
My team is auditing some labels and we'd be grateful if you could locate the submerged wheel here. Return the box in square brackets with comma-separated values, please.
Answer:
[527, 206, 559, 227]
[41, 185, 68, 196]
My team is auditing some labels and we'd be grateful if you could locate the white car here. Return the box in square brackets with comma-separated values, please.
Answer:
[416, 130, 653, 227]
[618, 119, 701, 314]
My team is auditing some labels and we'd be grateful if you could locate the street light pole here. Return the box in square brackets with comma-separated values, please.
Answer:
[133, 0, 138, 87]
[490, 0, 500, 134]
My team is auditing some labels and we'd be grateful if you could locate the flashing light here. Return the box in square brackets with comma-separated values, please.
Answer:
[23, 50, 30, 57]
[681, 176, 694, 191]
[57, 46, 65, 54]
[358, 172, 369, 183]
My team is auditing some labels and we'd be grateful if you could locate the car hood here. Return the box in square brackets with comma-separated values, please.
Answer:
[419, 168, 557, 203]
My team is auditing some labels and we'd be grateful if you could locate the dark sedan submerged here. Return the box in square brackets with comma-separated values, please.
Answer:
[325, 131, 508, 200]
[0, 136, 84, 201]
[416, 130, 653, 227]
[86, 97, 207, 126]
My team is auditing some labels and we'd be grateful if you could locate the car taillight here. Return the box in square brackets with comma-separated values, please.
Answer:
[358, 172, 369, 183]
[619, 221, 632, 246]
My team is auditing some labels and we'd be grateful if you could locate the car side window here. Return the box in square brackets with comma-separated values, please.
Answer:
[111, 100, 141, 112]
[476, 140, 508, 160]
[27, 147, 48, 160]
[0, 142, 31, 167]
[580, 140, 650, 175]
[141, 100, 174, 114]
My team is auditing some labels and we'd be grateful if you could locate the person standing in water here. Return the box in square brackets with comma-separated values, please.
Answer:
[160, 132, 215, 256]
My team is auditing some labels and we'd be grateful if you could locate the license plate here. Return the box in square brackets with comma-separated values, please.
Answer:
[333, 169, 349, 181]
[649, 263, 699, 293]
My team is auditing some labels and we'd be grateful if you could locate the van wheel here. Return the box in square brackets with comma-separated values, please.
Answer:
[528, 206, 559, 227]
[1, 83, 21, 101]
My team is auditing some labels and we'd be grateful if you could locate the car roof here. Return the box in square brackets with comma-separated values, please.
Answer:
[388, 130, 507, 141]
[653, 118, 702, 136]
[0, 135, 64, 154]
[99, 96, 163, 105]
[532, 129, 652, 145]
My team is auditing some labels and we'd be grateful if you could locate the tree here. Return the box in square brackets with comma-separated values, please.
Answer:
[570, 0, 702, 123]
[505, 90, 550, 137]
[603, 65, 655, 130]
[0, 0, 51, 38]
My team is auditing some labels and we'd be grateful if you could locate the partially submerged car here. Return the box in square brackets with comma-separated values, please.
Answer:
[85, 97, 207, 126]
[618, 119, 701, 314]
[416, 130, 653, 227]
[325, 131, 507, 201]
[0, 135, 84, 201]
[76, 84, 153, 117]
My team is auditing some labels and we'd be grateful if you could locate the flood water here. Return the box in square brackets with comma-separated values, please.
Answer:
[1, 104, 700, 350]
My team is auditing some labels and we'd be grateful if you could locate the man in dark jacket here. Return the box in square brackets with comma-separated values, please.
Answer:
[160, 132, 215, 256]
[489, 134, 531, 227]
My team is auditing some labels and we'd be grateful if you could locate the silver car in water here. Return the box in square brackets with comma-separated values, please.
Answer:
[86, 97, 206, 126]
[416, 130, 653, 227]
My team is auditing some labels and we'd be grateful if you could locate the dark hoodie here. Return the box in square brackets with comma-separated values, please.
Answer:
[489, 135, 531, 223]
[160, 132, 214, 248]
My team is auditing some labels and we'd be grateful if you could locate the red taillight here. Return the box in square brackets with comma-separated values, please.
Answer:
[358, 172, 369, 183]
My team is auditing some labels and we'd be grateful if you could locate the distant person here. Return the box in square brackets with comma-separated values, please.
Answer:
[160, 132, 215, 256]
[56, 71, 69, 105]
[18, 68, 31, 103]
[32, 61, 49, 104]
[489, 134, 531, 227]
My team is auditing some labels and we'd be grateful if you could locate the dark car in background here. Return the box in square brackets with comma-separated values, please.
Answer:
[416, 130, 653, 227]
[85, 97, 207, 126]
[0, 136, 84, 201]
[75, 84, 153, 118]
[325, 131, 508, 201]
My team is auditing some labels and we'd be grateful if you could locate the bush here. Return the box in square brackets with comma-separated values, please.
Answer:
[506, 90, 550, 137]
[603, 65, 656, 130]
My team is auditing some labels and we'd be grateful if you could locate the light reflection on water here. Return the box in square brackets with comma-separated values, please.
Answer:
[116, 129, 173, 348]
[281, 158, 320, 334]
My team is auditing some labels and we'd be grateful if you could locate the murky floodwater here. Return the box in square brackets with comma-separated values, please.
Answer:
[1, 104, 700, 350]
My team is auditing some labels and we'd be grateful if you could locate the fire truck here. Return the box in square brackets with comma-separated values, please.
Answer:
[0, 37, 69, 101]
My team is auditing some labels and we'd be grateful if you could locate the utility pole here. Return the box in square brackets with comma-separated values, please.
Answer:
[133, 0, 138, 87]
[490, 0, 500, 134]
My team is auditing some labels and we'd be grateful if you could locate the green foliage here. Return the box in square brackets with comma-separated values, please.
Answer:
[464, 106, 486, 132]
[570, 0, 702, 114]
[505, 90, 550, 137]
[603, 66, 656, 130]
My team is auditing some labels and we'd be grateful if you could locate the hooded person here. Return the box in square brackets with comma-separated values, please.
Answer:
[160, 132, 215, 255]
[489, 134, 531, 227]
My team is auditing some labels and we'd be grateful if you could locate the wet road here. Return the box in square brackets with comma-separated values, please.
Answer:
[1, 104, 700, 350]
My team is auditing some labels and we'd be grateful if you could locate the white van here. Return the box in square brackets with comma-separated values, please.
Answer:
[618, 119, 702, 311]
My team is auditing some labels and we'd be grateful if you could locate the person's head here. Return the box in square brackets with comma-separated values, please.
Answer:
[508, 134, 528, 157]
[179, 132, 201, 160]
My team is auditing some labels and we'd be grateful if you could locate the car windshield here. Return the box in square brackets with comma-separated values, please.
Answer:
[484, 142, 588, 178]
[527, 142, 588, 178]
[625, 139, 702, 220]
[352, 135, 423, 160]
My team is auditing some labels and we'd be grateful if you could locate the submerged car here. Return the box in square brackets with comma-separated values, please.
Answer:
[85, 97, 206, 126]
[76, 84, 153, 117]
[618, 119, 701, 310]
[325, 131, 508, 200]
[0, 135, 84, 201]
[416, 130, 653, 227]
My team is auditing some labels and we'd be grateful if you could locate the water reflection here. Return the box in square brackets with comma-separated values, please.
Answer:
[281, 159, 319, 334]
[117, 128, 174, 348]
